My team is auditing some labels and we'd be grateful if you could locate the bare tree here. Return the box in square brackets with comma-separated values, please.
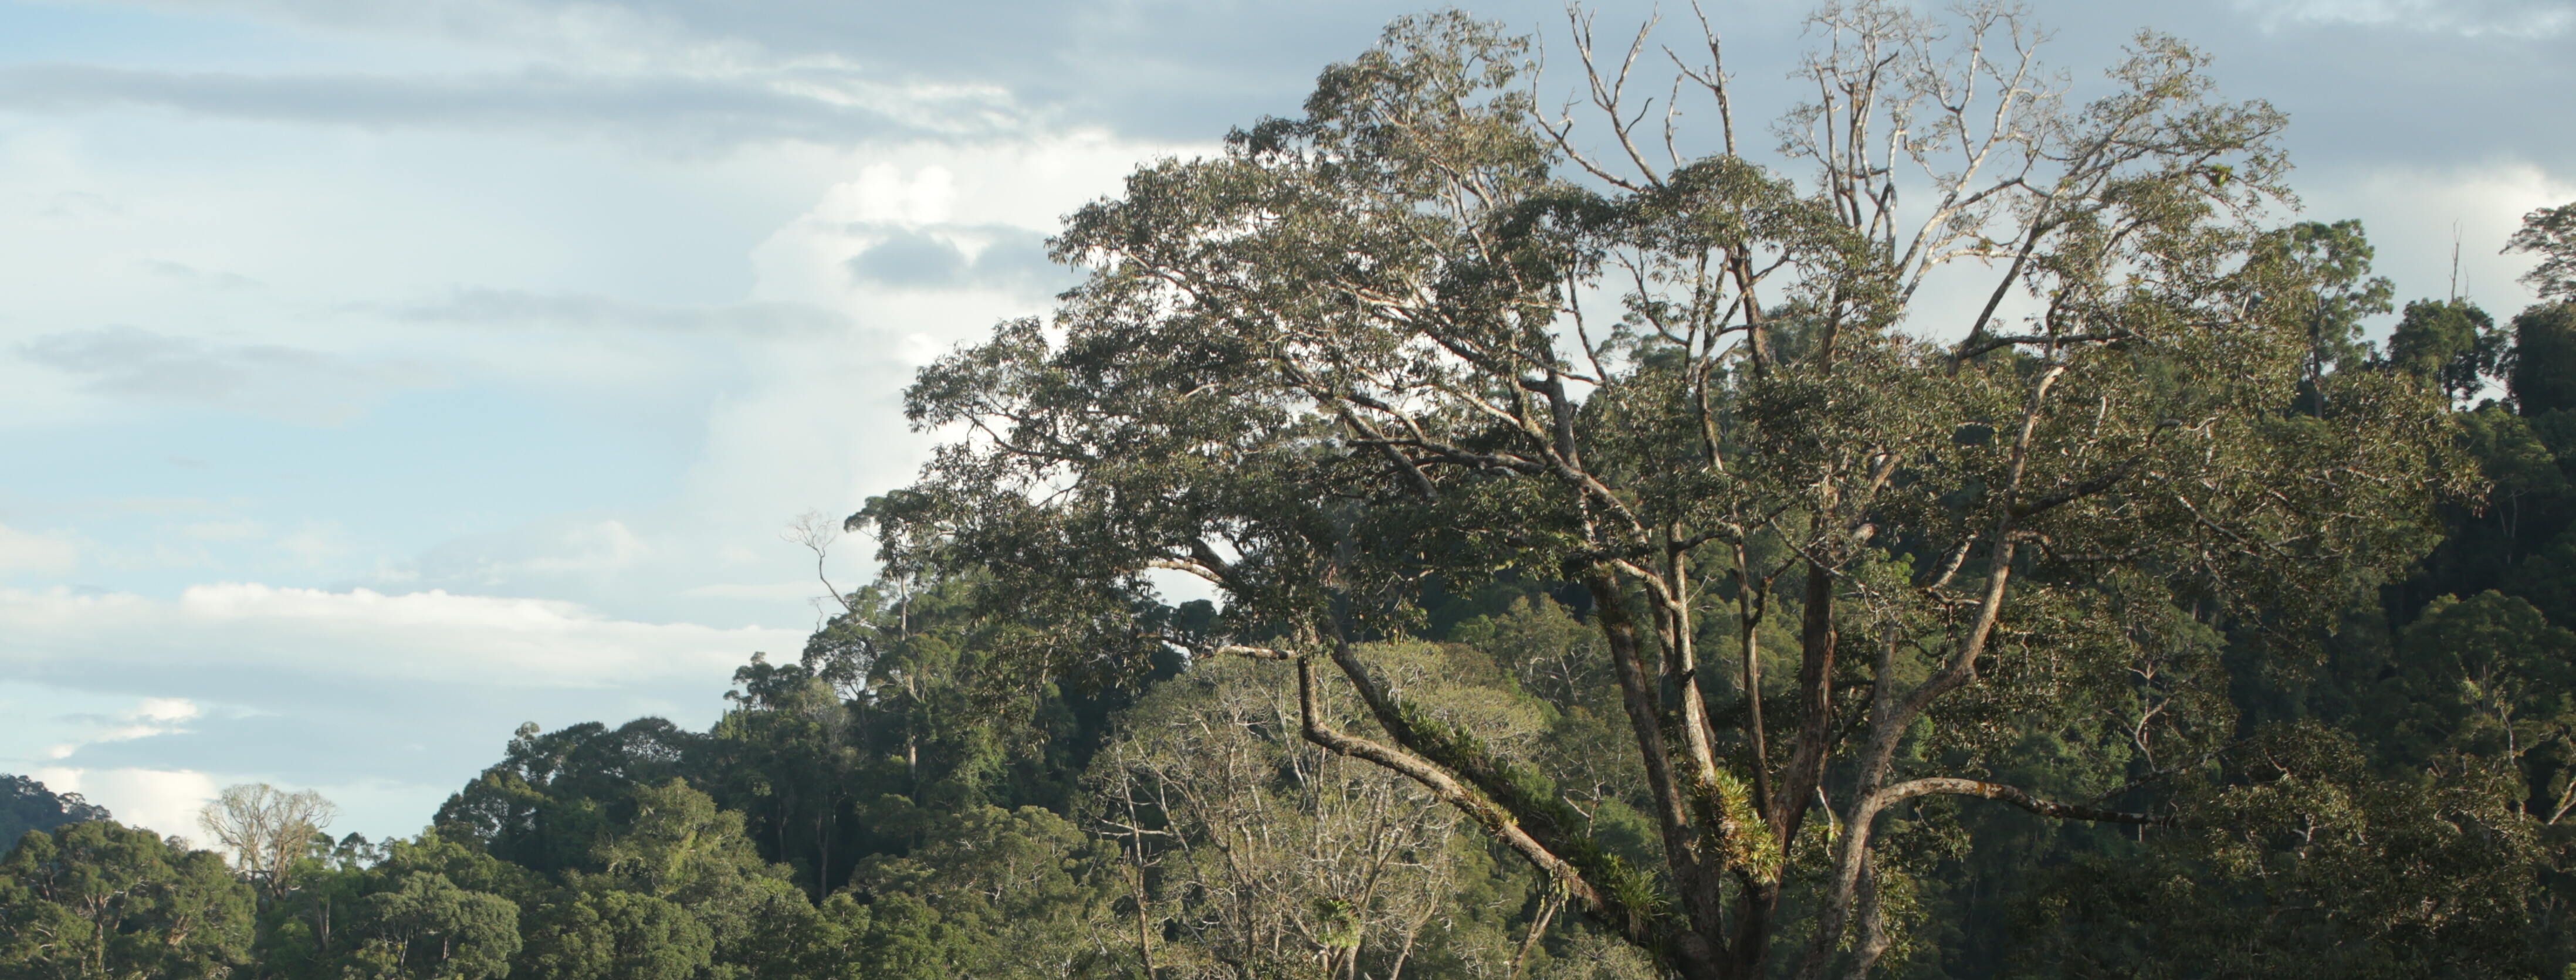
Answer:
[785, 509, 859, 621]
[1089, 646, 1619, 980]
[198, 783, 337, 898]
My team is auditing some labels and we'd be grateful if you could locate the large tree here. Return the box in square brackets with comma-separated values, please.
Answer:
[0, 820, 255, 979]
[859, 5, 2458, 976]
[1090, 643, 1568, 979]
[198, 783, 338, 900]
[0, 775, 111, 849]
[2507, 200, 2576, 304]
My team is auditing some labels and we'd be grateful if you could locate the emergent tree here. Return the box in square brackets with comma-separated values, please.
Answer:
[860, 5, 2460, 977]
[200, 784, 338, 900]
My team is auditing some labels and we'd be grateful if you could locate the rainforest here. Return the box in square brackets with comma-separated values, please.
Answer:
[7, 4, 2576, 978]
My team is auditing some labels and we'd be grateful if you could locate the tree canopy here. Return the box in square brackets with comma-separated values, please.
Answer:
[8, 5, 2576, 979]
[856, 5, 2466, 976]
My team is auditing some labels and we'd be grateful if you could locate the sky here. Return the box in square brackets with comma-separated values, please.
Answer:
[1, 0, 2568, 843]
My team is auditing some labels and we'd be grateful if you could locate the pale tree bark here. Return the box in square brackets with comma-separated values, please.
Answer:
[198, 783, 337, 900]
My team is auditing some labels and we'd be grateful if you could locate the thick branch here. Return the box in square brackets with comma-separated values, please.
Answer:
[1287, 654, 1654, 945]
[1795, 774, 2175, 980]
[1771, 560, 1840, 845]
[1869, 777, 2180, 826]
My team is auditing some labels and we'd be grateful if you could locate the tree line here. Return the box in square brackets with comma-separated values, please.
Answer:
[8, 2, 2576, 976]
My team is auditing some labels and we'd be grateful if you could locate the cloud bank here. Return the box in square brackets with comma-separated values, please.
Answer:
[0, 582, 804, 837]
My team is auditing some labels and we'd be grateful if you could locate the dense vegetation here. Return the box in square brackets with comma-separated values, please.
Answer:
[1, 776, 111, 848]
[8, 4, 2576, 977]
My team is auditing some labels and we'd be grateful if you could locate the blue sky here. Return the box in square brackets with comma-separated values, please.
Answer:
[2, 0, 2568, 842]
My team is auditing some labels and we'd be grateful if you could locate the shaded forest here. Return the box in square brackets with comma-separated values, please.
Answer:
[9, 3, 2576, 978]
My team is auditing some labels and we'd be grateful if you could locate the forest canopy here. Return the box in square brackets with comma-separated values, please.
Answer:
[8, 4, 2576, 979]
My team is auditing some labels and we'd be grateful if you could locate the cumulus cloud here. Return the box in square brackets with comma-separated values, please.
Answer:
[747, 141, 1202, 316]
[136, 697, 202, 723]
[843, 223, 1071, 298]
[2297, 161, 2576, 316]
[0, 582, 804, 836]
[31, 766, 218, 840]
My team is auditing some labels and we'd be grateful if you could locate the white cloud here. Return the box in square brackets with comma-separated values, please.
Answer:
[0, 18, 1034, 148]
[746, 133, 1206, 334]
[45, 696, 205, 759]
[2237, 0, 2576, 37]
[136, 697, 202, 723]
[816, 163, 958, 226]
[32, 766, 219, 840]
[2296, 160, 2576, 318]
[360, 133, 1207, 628]
[0, 583, 801, 688]
[0, 524, 80, 574]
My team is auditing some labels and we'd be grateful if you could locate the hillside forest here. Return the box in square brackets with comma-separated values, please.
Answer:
[9, 3, 2576, 978]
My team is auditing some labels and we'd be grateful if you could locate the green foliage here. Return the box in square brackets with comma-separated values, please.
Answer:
[2015, 724, 2544, 979]
[0, 820, 254, 979]
[433, 717, 705, 877]
[12, 13, 2576, 980]
[1992, 286, 2576, 978]
[797, 891, 965, 980]
[2260, 219, 2395, 413]
[570, 779, 808, 977]
[859, 4, 2460, 975]
[242, 833, 531, 980]
[371, 832, 543, 903]
[850, 805, 1121, 979]
[2384, 298, 2503, 404]
[2508, 201, 2576, 303]
[336, 872, 520, 980]
[2512, 303, 2576, 416]
[707, 656, 861, 901]
[2381, 592, 2576, 774]
[0, 776, 111, 848]
[519, 890, 710, 980]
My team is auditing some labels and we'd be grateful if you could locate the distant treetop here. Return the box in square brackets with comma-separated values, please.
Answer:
[1, 773, 113, 846]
